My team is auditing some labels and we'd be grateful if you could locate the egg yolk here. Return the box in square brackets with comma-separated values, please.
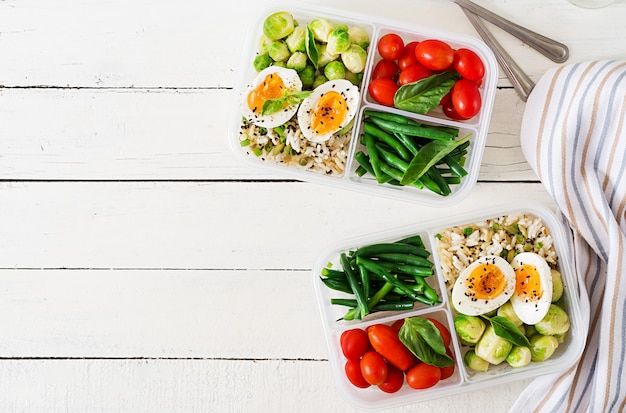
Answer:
[247, 73, 286, 114]
[309, 90, 348, 135]
[515, 264, 543, 302]
[466, 263, 507, 301]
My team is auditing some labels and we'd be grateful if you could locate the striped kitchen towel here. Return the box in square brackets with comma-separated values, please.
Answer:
[511, 60, 626, 412]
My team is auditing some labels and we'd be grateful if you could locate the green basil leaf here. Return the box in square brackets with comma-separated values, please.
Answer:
[487, 315, 531, 347]
[262, 96, 288, 116]
[400, 134, 471, 185]
[393, 71, 460, 114]
[305, 26, 319, 69]
[399, 317, 454, 367]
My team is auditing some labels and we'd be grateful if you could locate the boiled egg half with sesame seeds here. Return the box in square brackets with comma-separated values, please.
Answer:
[242, 66, 303, 128]
[452, 255, 516, 316]
[297, 79, 360, 143]
[510, 252, 553, 325]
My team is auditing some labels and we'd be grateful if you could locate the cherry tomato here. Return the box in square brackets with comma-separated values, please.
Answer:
[366, 324, 415, 371]
[453, 48, 485, 82]
[415, 39, 454, 71]
[442, 99, 466, 120]
[440, 91, 451, 106]
[426, 318, 452, 348]
[345, 359, 371, 389]
[451, 78, 482, 119]
[390, 318, 405, 332]
[360, 351, 388, 385]
[406, 362, 441, 389]
[372, 59, 399, 80]
[378, 365, 404, 394]
[398, 63, 433, 85]
[440, 348, 456, 380]
[398, 41, 420, 70]
[368, 78, 399, 107]
[340, 328, 370, 361]
[377, 33, 405, 61]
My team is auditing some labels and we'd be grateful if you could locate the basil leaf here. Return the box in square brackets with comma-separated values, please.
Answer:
[487, 315, 531, 347]
[393, 71, 460, 114]
[399, 317, 454, 367]
[400, 134, 471, 185]
[305, 26, 319, 69]
[261, 91, 311, 116]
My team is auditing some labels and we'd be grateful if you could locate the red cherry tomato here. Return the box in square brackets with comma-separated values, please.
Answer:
[415, 39, 455, 71]
[426, 318, 452, 348]
[390, 318, 405, 332]
[451, 78, 482, 119]
[442, 99, 466, 120]
[372, 59, 399, 80]
[360, 351, 388, 385]
[368, 78, 399, 107]
[345, 359, 371, 388]
[453, 48, 485, 82]
[398, 63, 433, 85]
[340, 328, 369, 361]
[378, 365, 404, 394]
[377, 33, 405, 61]
[406, 362, 441, 389]
[440, 347, 456, 380]
[440, 91, 451, 106]
[398, 41, 420, 70]
[366, 324, 415, 371]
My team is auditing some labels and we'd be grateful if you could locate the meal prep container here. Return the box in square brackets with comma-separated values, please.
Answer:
[229, 2, 498, 206]
[312, 203, 589, 410]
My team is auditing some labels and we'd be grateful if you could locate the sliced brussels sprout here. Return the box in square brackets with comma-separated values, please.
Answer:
[269, 41, 291, 62]
[506, 346, 532, 368]
[475, 325, 513, 365]
[464, 349, 489, 372]
[529, 334, 559, 362]
[308, 18, 334, 42]
[312, 74, 328, 89]
[258, 34, 273, 55]
[326, 28, 351, 55]
[286, 51, 308, 72]
[299, 65, 315, 88]
[497, 301, 523, 327]
[551, 269, 564, 302]
[454, 314, 486, 346]
[341, 44, 367, 73]
[253, 53, 272, 72]
[285, 26, 307, 53]
[535, 304, 570, 336]
[263, 11, 295, 41]
[317, 44, 339, 67]
[323, 60, 346, 80]
[348, 26, 370, 48]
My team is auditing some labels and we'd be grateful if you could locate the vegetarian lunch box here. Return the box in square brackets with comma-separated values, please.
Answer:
[229, 2, 498, 206]
[312, 203, 589, 410]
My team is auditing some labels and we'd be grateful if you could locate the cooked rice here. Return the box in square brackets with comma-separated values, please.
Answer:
[239, 116, 351, 176]
[435, 213, 558, 293]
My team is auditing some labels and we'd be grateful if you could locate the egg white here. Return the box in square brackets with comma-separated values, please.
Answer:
[297, 79, 359, 143]
[242, 66, 303, 128]
[510, 252, 553, 325]
[452, 255, 516, 316]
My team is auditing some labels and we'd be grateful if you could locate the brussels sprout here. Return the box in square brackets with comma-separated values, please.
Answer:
[326, 28, 351, 55]
[344, 70, 363, 86]
[317, 44, 339, 67]
[286, 51, 308, 72]
[551, 269, 564, 302]
[463, 349, 489, 372]
[341, 44, 368, 73]
[475, 325, 513, 365]
[535, 304, 570, 336]
[272, 61, 286, 68]
[285, 26, 306, 53]
[524, 324, 538, 338]
[529, 334, 559, 362]
[308, 18, 334, 42]
[506, 346, 532, 368]
[299, 65, 315, 88]
[269, 41, 291, 62]
[312, 74, 328, 89]
[324, 60, 346, 80]
[497, 301, 523, 327]
[253, 53, 272, 72]
[454, 314, 486, 346]
[258, 35, 273, 54]
[263, 11, 295, 41]
[348, 26, 370, 48]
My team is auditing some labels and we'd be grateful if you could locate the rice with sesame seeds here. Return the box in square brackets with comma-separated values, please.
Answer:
[434, 213, 558, 293]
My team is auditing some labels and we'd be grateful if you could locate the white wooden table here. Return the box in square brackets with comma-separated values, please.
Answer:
[1, 0, 624, 411]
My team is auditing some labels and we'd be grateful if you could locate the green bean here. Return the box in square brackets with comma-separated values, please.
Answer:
[341, 253, 369, 318]
[358, 264, 370, 301]
[422, 282, 440, 303]
[379, 162, 424, 190]
[355, 242, 430, 258]
[342, 281, 395, 320]
[371, 301, 415, 311]
[363, 133, 384, 183]
[395, 235, 425, 248]
[320, 277, 352, 294]
[444, 176, 462, 185]
[375, 252, 434, 268]
[395, 263, 434, 277]
[418, 173, 443, 195]
[355, 151, 393, 183]
[364, 122, 411, 161]
[376, 143, 410, 173]
[367, 116, 457, 141]
[426, 167, 451, 196]
[364, 109, 421, 125]
[443, 154, 468, 177]
[393, 132, 419, 156]
[321, 268, 347, 279]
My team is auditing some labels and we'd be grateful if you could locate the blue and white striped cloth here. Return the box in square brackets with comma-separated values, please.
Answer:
[512, 60, 626, 413]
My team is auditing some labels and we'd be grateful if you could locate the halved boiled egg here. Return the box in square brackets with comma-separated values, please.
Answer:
[452, 255, 516, 316]
[510, 252, 553, 325]
[242, 66, 303, 128]
[297, 79, 359, 143]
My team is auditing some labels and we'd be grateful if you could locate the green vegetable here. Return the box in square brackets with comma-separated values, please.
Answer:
[529, 334, 559, 362]
[286, 51, 308, 72]
[253, 53, 272, 72]
[341, 252, 369, 319]
[308, 18, 334, 42]
[258, 35, 273, 54]
[486, 315, 530, 347]
[305, 26, 319, 69]
[312, 74, 328, 89]
[268, 40, 291, 62]
[263, 11, 295, 41]
[344, 70, 363, 86]
[347, 26, 370, 48]
[363, 122, 412, 161]
[323, 60, 346, 80]
[551, 269, 564, 302]
[326, 28, 351, 55]
[464, 349, 489, 372]
[355, 242, 430, 258]
[367, 116, 457, 141]
[496, 301, 523, 327]
[535, 304, 570, 335]
[341, 44, 368, 73]
[475, 325, 513, 365]
[299, 65, 315, 88]
[454, 314, 486, 345]
[393, 71, 460, 114]
[399, 317, 455, 367]
[285, 26, 306, 53]
[261, 90, 311, 116]
[506, 346, 532, 368]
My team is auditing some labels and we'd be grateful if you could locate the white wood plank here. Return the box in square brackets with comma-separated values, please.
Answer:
[0, 87, 538, 181]
[0, 181, 554, 269]
[0, 359, 530, 413]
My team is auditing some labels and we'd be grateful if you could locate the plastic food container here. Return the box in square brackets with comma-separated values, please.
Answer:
[312, 203, 589, 410]
[229, 2, 498, 206]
